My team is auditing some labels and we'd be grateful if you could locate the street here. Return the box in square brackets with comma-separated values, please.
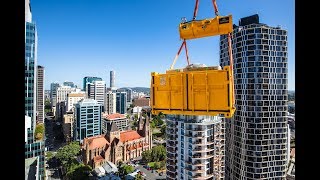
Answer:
[44, 115, 65, 180]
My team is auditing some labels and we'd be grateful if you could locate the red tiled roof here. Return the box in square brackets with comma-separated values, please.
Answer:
[93, 155, 105, 163]
[105, 113, 126, 120]
[83, 135, 110, 150]
[120, 130, 142, 142]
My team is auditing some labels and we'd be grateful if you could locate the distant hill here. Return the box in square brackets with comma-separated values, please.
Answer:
[131, 87, 150, 93]
[120, 87, 150, 94]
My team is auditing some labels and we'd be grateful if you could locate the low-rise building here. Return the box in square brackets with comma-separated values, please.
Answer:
[82, 116, 152, 168]
[132, 97, 150, 107]
[102, 113, 129, 133]
[63, 111, 74, 143]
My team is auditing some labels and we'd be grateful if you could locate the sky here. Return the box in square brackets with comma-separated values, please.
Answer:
[31, 0, 295, 90]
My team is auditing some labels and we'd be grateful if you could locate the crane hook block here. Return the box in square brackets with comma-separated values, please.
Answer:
[179, 15, 233, 40]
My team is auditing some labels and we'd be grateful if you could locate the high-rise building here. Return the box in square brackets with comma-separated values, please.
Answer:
[66, 91, 86, 112]
[25, 0, 38, 130]
[220, 14, 288, 179]
[25, 1, 45, 179]
[44, 90, 51, 101]
[116, 91, 127, 114]
[25, 116, 45, 180]
[165, 115, 225, 179]
[63, 81, 75, 88]
[110, 70, 115, 88]
[118, 88, 133, 103]
[83, 76, 102, 91]
[50, 82, 60, 108]
[87, 80, 106, 110]
[74, 99, 103, 142]
[63, 112, 74, 143]
[55, 86, 79, 120]
[36, 65, 44, 123]
[105, 91, 116, 114]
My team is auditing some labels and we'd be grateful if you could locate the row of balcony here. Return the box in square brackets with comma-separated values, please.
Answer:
[185, 159, 210, 166]
[185, 132, 210, 138]
[191, 173, 214, 179]
[186, 127, 206, 131]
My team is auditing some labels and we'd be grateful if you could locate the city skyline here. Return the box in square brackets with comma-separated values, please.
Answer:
[31, 0, 294, 90]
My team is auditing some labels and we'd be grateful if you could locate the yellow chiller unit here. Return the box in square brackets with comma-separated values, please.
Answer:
[151, 66, 235, 118]
[179, 15, 233, 40]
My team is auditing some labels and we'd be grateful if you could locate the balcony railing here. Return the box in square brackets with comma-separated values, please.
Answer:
[193, 147, 214, 152]
[192, 154, 214, 159]
[186, 127, 206, 131]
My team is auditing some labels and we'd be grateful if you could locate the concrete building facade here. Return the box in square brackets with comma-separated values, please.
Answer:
[63, 112, 74, 143]
[110, 70, 115, 88]
[66, 91, 86, 112]
[105, 91, 116, 115]
[102, 113, 129, 133]
[220, 14, 288, 179]
[87, 80, 106, 110]
[36, 65, 44, 123]
[165, 115, 225, 179]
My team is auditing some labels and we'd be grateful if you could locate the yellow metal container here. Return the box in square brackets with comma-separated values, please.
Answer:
[151, 66, 235, 118]
[179, 15, 233, 40]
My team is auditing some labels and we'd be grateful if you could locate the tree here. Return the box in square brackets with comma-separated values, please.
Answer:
[134, 114, 138, 120]
[35, 123, 45, 140]
[150, 121, 156, 129]
[151, 145, 166, 162]
[119, 164, 134, 176]
[154, 162, 160, 170]
[67, 161, 92, 180]
[160, 124, 166, 135]
[56, 142, 81, 165]
[46, 151, 54, 160]
[141, 150, 152, 163]
[160, 160, 166, 170]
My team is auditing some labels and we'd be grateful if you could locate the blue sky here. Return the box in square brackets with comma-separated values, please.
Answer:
[31, 0, 295, 90]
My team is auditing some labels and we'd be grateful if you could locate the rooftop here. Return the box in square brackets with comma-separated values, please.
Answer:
[105, 113, 126, 120]
[68, 92, 85, 97]
[25, 157, 38, 180]
[83, 134, 109, 150]
[120, 130, 142, 142]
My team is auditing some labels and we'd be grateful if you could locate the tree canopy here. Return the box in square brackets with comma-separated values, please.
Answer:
[35, 123, 45, 140]
[119, 164, 134, 176]
[56, 142, 80, 166]
[142, 145, 166, 163]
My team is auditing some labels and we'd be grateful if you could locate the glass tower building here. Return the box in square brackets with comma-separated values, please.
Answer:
[25, 1, 45, 179]
[83, 76, 102, 91]
[74, 99, 102, 143]
[220, 14, 288, 179]
[116, 91, 127, 114]
[25, 1, 37, 130]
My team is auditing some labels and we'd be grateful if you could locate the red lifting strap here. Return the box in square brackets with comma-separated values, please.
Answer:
[193, 0, 200, 20]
